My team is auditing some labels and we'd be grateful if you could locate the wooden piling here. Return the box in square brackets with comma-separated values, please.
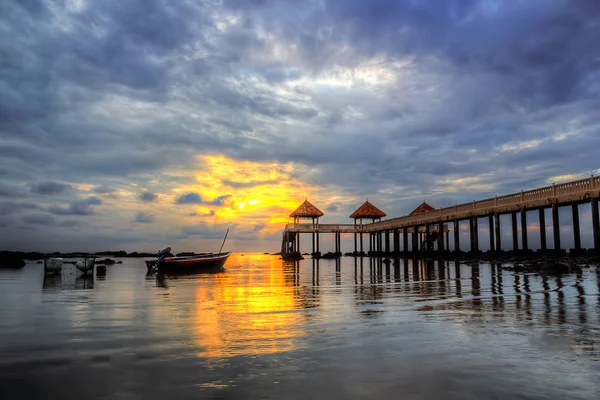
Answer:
[572, 204, 581, 251]
[470, 217, 478, 252]
[592, 198, 600, 252]
[552, 203, 560, 251]
[539, 208, 547, 251]
[494, 213, 501, 252]
[511, 212, 519, 251]
[360, 232, 364, 254]
[454, 219, 460, 252]
[488, 214, 495, 252]
[521, 209, 528, 251]
[412, 226, 419, 252]
[385, 230, 390, 253]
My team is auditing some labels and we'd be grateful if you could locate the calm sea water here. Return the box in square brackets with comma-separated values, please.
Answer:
[0, 254, 599, 399]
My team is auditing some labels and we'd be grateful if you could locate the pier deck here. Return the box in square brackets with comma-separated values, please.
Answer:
[282, 175, 600, 256]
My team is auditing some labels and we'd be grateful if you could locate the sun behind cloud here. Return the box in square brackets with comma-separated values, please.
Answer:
[175, 155, 317, 235]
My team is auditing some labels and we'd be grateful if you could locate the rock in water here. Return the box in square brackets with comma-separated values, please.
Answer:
[0, 252, 26, 268]
[95, 258, 116, 265]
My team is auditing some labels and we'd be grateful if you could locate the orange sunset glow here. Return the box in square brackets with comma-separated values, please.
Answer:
[169, 155, 330, 237]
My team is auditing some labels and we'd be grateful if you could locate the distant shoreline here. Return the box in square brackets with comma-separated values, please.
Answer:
[0, 250, 280, 260]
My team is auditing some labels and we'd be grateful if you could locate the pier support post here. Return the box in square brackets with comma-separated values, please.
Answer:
[437, 222, 444, 252]
[425, 224, 430, 252]
[316, 232, 320, 255]
[312, 232, 315, 255]
[445, 230, 450, 251]
[592, 198, 600, 253]
[552, 203, 561, 251]
[511, 212, 519, 251]
[353, 232, 357, 254]
[454, 219, 460, 252]
[360, 233, 363, 254]
[412, 226, 419, 252]
[488, 214, 495, 252]
[572, 204, 581, 251]
[470, 217, 478, 252]
[297, 233, 301, 254]
[494, 213, 501, 251]
[521, 209, 528, 251]
[539, 209, 547, 251]
[403, 227, 409, 252]
[393, 229, 399, 253]
[385, 230, 390, 253]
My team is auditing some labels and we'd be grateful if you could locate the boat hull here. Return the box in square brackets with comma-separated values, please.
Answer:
[148, 252, 230, 273]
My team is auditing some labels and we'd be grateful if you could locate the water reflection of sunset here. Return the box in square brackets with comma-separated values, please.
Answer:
[192, 254, 305, 358]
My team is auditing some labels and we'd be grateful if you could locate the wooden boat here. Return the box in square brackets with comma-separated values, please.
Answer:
[146, 229, 231, 273]
[146, 252, 230, 273]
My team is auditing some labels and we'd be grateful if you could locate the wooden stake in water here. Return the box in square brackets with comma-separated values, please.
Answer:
[218, 228, 230, 254]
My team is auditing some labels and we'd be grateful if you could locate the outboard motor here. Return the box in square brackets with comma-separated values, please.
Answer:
[157, 247, 171, 263]
[146, 247, 171, 274]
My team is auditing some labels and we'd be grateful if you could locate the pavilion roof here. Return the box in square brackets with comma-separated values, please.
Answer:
[409, 201, 436, 216]
[289, 199, 324, 218]
[349, 201, 386, 219]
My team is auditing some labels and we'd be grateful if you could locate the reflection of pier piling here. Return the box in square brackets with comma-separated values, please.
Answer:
[282, 176, 600, 258]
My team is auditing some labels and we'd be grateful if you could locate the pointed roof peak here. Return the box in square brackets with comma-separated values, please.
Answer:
[409, 201, 435, 216]
[349, 200, 386, 219]
[290, 199, 324, 218]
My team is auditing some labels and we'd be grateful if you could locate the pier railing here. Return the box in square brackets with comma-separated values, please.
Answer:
[366, 175, 599, 231]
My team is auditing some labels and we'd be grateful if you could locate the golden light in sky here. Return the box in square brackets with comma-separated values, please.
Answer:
[174, 155, 318, 233]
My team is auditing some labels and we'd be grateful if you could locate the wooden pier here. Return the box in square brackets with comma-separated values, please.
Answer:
[282, 175, 600, 258]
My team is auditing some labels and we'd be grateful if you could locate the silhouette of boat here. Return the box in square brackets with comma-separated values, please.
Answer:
[146, 252, 230, 273]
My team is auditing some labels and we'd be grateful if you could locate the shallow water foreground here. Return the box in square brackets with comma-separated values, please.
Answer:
[0, 254, 599, 399]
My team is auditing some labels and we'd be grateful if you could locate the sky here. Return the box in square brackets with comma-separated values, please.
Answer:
[1, 0, 599, 253]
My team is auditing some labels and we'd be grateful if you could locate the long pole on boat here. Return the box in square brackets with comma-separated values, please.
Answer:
[218, 228, 230, 254]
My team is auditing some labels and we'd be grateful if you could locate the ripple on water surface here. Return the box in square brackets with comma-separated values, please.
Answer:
[0, 254, 599, 399]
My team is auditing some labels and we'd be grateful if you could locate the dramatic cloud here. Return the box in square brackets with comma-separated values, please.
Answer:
[48, 197, 102, 216]
[31, 182, 71, 195]
[175, 193, 203, 205]
[327, 202, 343, 213]
[139, 192, 158, 202]
[134, 212, 154, 223]
[0, 0, 598, 252]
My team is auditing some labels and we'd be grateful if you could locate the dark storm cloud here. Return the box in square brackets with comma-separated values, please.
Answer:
[176, 193, 203, 204]
[139, 192, 158, 202]
[1, 0, 599, 250]
[49, 197, 102, 216]
[134, 212, 154, 223]
[31, 182, 71, 195]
